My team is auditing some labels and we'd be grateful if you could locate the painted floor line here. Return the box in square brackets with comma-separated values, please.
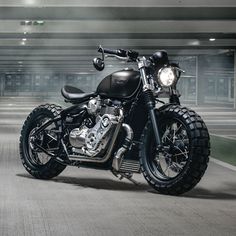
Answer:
[210, 133, 236, 140]
[210, 157, 236, 171]
[204, 120, 236, 123]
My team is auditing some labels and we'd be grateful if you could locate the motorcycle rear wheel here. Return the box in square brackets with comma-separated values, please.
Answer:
[19, 104, 66, 179]
[140, 105, 210, 195]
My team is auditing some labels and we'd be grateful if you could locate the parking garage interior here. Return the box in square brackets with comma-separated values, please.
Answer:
[0, 1, 236, 236]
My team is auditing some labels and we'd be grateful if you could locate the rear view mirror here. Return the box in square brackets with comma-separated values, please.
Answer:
[93, 57, 105, 71]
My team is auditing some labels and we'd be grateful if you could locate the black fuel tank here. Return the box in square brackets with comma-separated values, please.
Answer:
[96, 69, 141, 99]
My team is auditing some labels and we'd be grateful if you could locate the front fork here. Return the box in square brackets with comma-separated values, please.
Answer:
[138, 60, 162, 147]
[144, 89, 162, 147]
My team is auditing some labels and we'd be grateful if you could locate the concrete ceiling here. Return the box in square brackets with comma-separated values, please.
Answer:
[0, 0, 236, 73]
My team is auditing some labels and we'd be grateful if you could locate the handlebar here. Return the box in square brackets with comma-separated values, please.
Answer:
[98, 46, 139, 61]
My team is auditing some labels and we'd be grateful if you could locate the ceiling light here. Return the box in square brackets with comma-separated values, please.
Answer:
[188, 40, 200, 46]
[18, 61, 22, 64]
[20, 20, 32, 25]
[22, 38, 27, 41]
[20, 20, 45, 26]
[33, 20, 45, 26]
[36, 20, 44, 24]
[209, 38, 216, 42]
[21, 41, 26, 45]
[76, 72, 91, 75]
[25, 0, 36, 5]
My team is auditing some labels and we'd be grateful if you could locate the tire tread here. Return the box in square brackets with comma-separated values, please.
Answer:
[19, 104, 66, 179]
[140, 105, 210, 195]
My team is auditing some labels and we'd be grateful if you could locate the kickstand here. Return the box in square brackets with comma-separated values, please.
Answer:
[111, 170, 141, 186]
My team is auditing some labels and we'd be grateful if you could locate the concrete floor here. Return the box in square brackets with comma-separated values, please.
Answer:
[0, 97, 235, 236]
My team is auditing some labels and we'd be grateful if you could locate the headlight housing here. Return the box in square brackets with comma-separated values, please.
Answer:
[157, 66, 177, 87]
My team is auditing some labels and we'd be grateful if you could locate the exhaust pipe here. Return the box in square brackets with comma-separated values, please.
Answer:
[112, 123, 133, 171]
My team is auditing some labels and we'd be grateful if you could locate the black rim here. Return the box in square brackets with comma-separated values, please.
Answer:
[147, 118, 190, 180]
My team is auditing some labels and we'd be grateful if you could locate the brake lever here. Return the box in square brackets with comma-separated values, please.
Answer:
[105, 55, 115, 58]
[106, 54, 129, 61]
[115, 55, 129, 61]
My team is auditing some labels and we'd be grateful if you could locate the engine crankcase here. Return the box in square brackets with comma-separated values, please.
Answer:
[69, 113, 118, 156]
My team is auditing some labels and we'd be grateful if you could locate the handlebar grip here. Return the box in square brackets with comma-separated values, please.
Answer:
[98, 47, 117, 55]
[97, 46, 139, 61]
[116, 49, 127, 57]
[98, 46, 127, 57]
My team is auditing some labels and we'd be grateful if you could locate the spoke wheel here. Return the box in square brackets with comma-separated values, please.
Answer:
[149, 119, 189, 180]
[19, 104, 66, 179]
[140, 105, 210, 195]
[28, 116, 58, 167]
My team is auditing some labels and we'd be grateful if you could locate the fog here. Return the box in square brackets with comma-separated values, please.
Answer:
[1, 50, 234, 108]
[0, 3, 235, 108]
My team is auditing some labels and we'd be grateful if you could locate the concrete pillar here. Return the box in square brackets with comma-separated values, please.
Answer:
[234, 50, 236, 109]
[228, 77, 231, 102]
[196, 55, 206, 105]
[0, 74, 4, 96]
[195, 56, 198, 105]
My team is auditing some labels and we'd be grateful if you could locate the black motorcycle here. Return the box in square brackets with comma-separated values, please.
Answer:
[19, 46, 210, 195]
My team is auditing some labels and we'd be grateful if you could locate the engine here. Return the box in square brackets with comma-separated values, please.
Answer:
[69, 97, 122, 157]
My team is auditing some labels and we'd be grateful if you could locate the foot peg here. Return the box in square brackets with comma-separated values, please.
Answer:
[111, 170, 141, 186]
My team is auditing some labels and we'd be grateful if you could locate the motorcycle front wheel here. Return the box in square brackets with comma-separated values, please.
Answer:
[140, 105, 210, 195]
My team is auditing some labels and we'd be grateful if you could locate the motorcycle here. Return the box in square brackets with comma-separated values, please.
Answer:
[19, 46, 210, 195]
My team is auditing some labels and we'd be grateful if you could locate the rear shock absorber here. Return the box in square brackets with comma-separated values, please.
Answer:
[143, 89, 162, 147]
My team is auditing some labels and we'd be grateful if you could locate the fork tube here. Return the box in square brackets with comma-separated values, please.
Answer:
[138, 62, 162, 147]
[143, 89, 162, 146]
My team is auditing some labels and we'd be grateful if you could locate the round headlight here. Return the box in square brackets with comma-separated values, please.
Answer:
[157, 67, 176, 87]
